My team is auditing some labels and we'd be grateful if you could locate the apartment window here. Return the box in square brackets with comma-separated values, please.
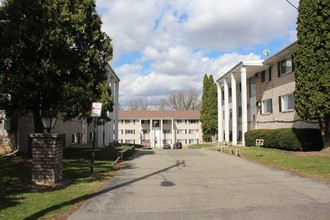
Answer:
[279, 94, 294, 112]
[177, 119, 185, 124]
[125, 129, 135, 134]
[261, 67, 272, 83]
[249, 77, 256, 97]
[177, 129, 186, 134]
[141, 120, 150, 124]
[189, 129, 198, 134]
[177, 139, 186, 144]
[142, 129, 149, 134]
[118, 129, 123, 135]
[189, 119, 199, 124]
[153, 120, 160, 127]
[72, 133, 79, 144]
[189, 139, 198, 144]
[278, 56, 294, 76]
[164, 139, 172, 144]
[163, 120, 171, 124]
[261, 99, 273, 114]
[163, 129, 171, 134]
[125, 120, 135, 124]
[125, 139, 135, 144]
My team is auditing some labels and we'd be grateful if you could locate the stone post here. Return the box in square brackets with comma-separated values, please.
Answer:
[30, 133, 65, 186]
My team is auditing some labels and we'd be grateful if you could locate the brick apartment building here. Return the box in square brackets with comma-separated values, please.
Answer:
[118, 110, 202, 148]
[216, 41, 319, 146]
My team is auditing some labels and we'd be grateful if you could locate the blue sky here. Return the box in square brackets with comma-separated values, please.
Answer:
[96, 0, 299, 108]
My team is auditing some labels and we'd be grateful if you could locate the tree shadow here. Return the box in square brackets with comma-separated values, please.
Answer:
[24, 160, 185, 220]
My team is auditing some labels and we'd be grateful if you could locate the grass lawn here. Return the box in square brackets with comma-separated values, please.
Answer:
[190, 143, 330, 182]
[0, 146, 125, 220]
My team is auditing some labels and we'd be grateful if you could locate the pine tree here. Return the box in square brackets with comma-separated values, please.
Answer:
[201, 74, 218, 141]
[295, 0, 330, 147]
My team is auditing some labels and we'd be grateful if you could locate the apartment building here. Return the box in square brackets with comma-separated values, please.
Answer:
[118, 110, 202, 148]
[216, 41, 318, 146]
[0, 63, 120, 155]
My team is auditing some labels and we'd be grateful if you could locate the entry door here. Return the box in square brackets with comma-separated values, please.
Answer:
[153, 129, 161, 148]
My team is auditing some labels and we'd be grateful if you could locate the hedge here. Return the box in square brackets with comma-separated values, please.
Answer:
[245, 128, 323, 151]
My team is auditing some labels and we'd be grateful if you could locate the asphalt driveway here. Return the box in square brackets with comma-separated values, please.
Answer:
[68, 149, 330, 220]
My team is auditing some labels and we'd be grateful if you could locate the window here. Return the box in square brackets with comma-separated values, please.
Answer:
[261, 67, 272, 83]
[279, 94, 294, 112]
[125, 120, 135, 124]
[177, 139, 186, 144]
[153, 120, 160, 127]
[72, 133, 80, 144]
[177, 120, 185, 124]
[164, 139, 172, 144]
[125, 129, 135, 134]
[118, 129, 123, 135]
[125, 139, 135, 144]
[261, 99, 273, 114]
[189, 139, 198, 144]
[141, 120, 150, 124]
[177, 129, 186, 134]
[189, 119, 199, 124]
[163, 120, 171, 124]
[163, 129, 171, 134]
[189, 129, 198, 134]
[249, 77, 256, 97]
[278, 56, 294, 76]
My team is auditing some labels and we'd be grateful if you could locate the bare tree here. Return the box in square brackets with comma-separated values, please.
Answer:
[157, 98, 169, 110]
[127, 97, 149, 110]
[169, 89, 201, 110]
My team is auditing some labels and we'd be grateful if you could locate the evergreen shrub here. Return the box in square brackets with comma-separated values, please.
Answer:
[245, 128, 323, 151]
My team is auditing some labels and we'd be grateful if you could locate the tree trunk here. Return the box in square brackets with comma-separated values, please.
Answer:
[318, 117, 330, 149]
[33, 108, 44, 133]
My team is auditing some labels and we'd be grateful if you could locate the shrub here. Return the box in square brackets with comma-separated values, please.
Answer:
[245, 128, 323, 151]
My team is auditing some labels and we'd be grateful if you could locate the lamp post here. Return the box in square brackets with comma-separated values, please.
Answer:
[41, 110, 58, 133]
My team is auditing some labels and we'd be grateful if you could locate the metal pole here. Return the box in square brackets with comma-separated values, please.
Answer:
[91, 117, 96, 174]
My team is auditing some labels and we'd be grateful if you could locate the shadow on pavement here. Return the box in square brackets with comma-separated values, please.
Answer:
[24, 159, 185, 220]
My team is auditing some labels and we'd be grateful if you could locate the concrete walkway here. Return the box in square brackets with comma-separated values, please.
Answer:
[68, 149, 330, 220]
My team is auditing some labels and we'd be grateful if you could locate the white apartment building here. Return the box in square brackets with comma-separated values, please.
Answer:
[118, 110, 202, 148]
[216, 41, 318, 146]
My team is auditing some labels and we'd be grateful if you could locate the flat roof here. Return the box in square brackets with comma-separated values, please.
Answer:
[118, 110, 201, 120]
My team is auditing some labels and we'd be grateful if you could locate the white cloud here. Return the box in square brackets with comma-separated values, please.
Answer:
[96, 0, 299, 108]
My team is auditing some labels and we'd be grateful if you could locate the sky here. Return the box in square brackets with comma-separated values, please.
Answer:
[95, 0, 299, 108]
[3, 0, 300, 108]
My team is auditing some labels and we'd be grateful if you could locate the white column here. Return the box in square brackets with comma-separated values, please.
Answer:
[139, 119, 142, 144]
[160, 119, 163, 147]
[109, 78, 115, 145]
[150, 119, 153, 148]
[231, 73, 237, 145]
[241, 66, 248, 145]
[224, 78, 230, 143]
[217, 82, 223, 143]
[114, 82, 119, 143]
[171, 119, 175, 145]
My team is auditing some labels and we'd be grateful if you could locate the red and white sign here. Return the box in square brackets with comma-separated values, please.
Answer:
[91, 102, 102, 117]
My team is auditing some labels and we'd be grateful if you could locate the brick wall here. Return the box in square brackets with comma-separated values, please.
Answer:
[31, 134, 65, 186]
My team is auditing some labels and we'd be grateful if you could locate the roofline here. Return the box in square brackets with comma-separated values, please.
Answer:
[216, 60, 264, 82]
[263, 41, 297, 64]
[106, 63, 120, 82]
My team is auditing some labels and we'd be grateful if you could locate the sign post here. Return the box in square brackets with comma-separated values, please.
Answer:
[255, 139, 264, 157]
[90, 102, 102, 174]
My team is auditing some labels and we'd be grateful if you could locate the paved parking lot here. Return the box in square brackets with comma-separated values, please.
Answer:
[69, 149, 330, 220]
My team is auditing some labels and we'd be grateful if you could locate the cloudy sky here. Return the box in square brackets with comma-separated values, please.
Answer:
[96, 0, 299, 108]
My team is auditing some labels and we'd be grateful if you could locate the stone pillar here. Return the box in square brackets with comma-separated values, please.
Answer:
[30, 133, 65, 186]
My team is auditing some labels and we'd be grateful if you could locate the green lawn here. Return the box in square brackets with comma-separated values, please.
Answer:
[191, 143, 330, 182]
[1, 144, 329, 219]
[0, 147, 122, 220]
